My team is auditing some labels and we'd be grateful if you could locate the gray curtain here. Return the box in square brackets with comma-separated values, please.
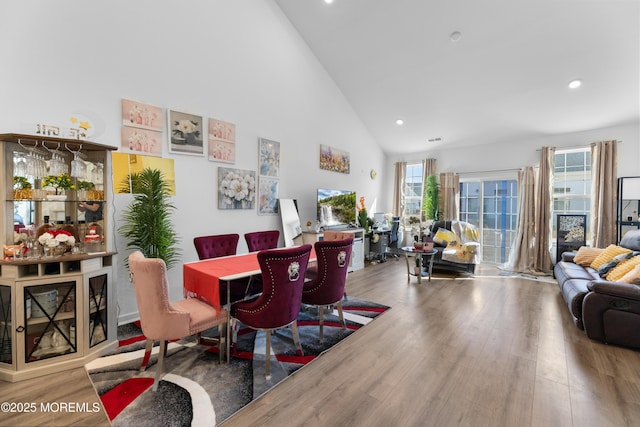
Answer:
[393, 162, 407, 217]
[439, 172, 459, 220]
[505, 166, 536, 273]
[534, 146, 553, 273]
[591, 140, 618, 247]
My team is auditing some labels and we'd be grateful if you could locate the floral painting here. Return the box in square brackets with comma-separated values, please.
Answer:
[320, 144, 350, 174]
[121, 126, 162, 157]
[259, 138, 280, 177]
[168, 110, 204, 156]
[258, 177, 279, 215]
[218, 167, 256, 210]
[208, 118, 235, 163]
[121, 99, 163, 131]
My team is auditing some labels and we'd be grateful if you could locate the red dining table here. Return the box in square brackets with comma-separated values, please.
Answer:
[183, 246, 316, 361]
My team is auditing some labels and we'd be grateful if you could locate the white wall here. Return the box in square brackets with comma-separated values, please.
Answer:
[0, 1, 386, 324]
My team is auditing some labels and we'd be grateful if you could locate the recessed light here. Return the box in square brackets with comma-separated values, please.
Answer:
[568, 79, 582, 89]
[450, 31, 462, 42]
[396, 119, 404, 125]
[324, 0, 334, 4]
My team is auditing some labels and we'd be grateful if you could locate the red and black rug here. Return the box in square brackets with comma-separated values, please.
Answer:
[86, 297, 390, 426]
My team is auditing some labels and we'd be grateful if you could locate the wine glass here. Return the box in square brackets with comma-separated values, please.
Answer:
[14, 153, 27, 176]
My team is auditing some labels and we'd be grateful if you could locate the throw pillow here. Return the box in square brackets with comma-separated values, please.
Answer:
[433, 228, 456, 246]
[598, 252, 635, 277]
[590, 245, 632, 270]
[605, 255, 640, 282]
[619, 264, 640, 284]
[573, 247, 604, 267]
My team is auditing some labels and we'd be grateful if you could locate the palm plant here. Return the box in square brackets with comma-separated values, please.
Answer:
[118, 168, 180, 269]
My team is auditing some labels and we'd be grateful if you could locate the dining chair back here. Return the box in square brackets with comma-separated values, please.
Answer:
[193, 233, 239, 260]
[302, 237, 353, 342]
[231, 244, 312, 378]
[129, 250, 227, 390]
[244, 230, 280, 252]
[193, 233, 252, 302]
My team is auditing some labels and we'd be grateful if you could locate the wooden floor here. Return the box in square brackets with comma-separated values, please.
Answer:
[3, 260, 640, 426]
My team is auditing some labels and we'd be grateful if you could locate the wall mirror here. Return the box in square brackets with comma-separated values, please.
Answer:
[279, 199, 302, 247]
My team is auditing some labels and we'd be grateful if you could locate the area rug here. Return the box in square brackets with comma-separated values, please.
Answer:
[86, 297, 390, 426]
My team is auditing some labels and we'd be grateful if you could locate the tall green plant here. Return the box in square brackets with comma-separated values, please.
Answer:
[119, 168, 181, 269]
[423, 174, 440, 220]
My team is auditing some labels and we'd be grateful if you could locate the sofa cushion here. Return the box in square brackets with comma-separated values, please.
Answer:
[606, 255, 640, 282]
[620, 229, 640, 251]
[590, 245, 632, 270]
[573, 246, 604, 267]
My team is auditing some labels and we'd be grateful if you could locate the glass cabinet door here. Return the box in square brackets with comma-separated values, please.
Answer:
[24, 281, 77, 363]
[0, 286, 11, 364]
[88, 274, 107, 347]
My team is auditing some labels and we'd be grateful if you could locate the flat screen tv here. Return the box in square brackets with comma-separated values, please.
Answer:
[317, 188, 357, 229]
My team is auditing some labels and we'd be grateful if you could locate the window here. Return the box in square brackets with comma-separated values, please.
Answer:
[403, 163, 423, 217]
[552, 148, 591, 244]
[460, 179, 518, 264]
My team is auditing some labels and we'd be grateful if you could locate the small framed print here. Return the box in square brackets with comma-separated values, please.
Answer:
[168, 110, 204, 156]
[121, 99, 163, 131]
[121, 126, 162, 157]
[259, 138, 280, 177]
[208, 118, 236, 163]
[258, 176, 279, 215]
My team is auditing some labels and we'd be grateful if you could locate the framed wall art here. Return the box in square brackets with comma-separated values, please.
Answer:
[168, 110, 204, 156]
[259, 138, 280, 177]
[319, 144, 350, 174]
[121, 99, 163, 131]
[121, 126, 162, 157]
[218, 167, 256, 210]
[208, 118, 236, 163]
[258, 176, 279, 215]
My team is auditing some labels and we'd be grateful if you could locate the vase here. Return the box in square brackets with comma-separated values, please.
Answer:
[185, 133, 197, 145]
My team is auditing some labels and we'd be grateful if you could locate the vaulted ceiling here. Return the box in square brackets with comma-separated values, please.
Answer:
[274, 0, 639, 154]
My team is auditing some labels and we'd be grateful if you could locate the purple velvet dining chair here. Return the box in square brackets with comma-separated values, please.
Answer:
[302, 237, 353, 343]
[231, 244, 312, 378]
[244, 230, 280, 252]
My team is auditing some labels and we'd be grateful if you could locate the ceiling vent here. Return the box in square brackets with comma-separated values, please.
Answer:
[427, 137, 443, 143]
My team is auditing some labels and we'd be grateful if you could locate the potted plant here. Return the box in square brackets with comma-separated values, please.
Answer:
[118, 168, 181, 269]
[43, 174, 75, 200]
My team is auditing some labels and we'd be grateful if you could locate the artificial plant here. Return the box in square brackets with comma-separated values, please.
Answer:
[423, 174, 440, 221]
[118, 168, 181, 269]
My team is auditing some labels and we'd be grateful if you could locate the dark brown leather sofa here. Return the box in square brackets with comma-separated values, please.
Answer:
[554, 229, 640, 349]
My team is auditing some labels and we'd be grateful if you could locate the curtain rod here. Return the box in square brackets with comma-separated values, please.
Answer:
[457, 167, 522, 175]
[535, 140, 622, 152]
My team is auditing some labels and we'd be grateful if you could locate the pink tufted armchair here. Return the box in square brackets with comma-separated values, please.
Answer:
[129, 251, 227, 391]
[302, 238, 353, 343]
[231, 244, 312, 378]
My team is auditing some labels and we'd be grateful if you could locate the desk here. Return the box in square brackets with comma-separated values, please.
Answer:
[183, 247, 316, 361]
[401, 247, 438, 283]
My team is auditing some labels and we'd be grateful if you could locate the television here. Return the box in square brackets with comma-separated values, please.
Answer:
[317, 188, 357, 229]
